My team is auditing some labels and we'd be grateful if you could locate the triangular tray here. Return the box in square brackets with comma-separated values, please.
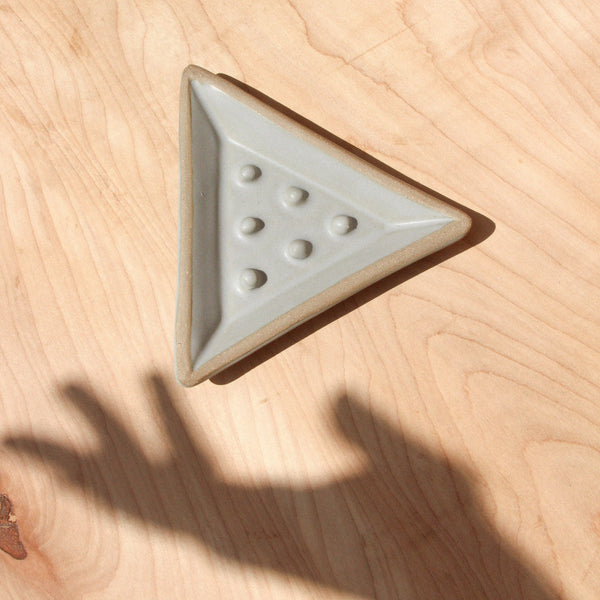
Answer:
[176, 66, 471, 386]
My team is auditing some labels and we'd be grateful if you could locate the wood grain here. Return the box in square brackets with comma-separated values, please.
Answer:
[0, 1, 599, 598]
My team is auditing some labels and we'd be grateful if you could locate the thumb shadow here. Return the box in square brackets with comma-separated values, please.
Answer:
[4, 379, 558, 599]
[331, 396, 558, 599]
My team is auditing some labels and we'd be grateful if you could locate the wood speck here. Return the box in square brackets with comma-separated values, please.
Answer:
[0, 494, 27, 560]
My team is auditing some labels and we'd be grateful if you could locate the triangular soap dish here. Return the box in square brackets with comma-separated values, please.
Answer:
[175, 65, 471, 386]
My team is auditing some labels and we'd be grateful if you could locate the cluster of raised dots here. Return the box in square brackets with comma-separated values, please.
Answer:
[235, 167, 358, 291]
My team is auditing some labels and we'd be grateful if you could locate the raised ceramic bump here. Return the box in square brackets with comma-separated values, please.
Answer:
[330, 215, 358, 235]
[239, 217, 265, 235]
[282, 186, 309, 207]
[239, 164, 261, 182]
[239, 268, 267, 290]
[287, 239, 313, 260]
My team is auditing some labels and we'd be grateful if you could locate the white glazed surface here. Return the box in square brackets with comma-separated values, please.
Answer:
[187, 80, 453, 372]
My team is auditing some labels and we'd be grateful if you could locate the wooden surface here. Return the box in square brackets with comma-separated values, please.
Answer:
[1, 1, 599, 598]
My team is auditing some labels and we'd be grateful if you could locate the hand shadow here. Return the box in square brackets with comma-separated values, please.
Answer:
[5, 376, 557, 599]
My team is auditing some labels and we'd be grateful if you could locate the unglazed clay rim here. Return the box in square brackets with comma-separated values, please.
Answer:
[175, 65, 471, 386]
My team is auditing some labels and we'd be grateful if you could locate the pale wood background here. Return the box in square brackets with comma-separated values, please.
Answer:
[1, 1, 599, 598]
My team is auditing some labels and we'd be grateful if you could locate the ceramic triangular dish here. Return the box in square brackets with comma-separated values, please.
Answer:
[176, 65, 471, 386]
